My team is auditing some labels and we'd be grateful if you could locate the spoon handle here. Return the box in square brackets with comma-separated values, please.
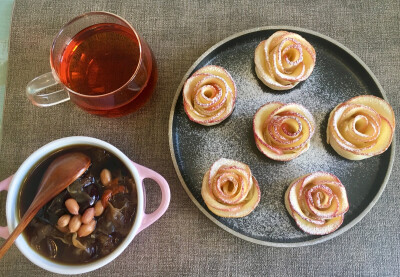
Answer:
[0, 204, 40, 259]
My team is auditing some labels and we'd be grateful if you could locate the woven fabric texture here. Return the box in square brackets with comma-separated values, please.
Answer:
[0, 0, 399, 276]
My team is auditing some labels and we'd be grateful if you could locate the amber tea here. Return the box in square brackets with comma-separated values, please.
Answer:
[27, 12, 157, 117]
[58, 22, 157, 116]
[60, 23, 139, 96]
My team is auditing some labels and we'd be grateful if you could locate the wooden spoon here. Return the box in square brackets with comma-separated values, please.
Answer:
[0, 152, 91, 259]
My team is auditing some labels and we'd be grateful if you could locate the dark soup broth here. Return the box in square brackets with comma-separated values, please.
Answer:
[19, 146, 137, 264]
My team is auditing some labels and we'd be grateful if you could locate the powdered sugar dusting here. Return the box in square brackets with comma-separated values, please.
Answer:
[171, 30, 392, 244]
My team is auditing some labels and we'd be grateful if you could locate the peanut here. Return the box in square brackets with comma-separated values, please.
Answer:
[57, 214, 71, 227]
[65, 198, 80, 215]
[100, 169, 112, 186]
[56, 225, 69, 233]
[68, 215, 82, 233]
[81, 207, 95, 224]
[94, 201, 104, 217]
[77, 219, 96, 237]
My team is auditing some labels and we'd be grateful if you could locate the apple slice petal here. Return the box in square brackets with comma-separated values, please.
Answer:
[327, 95, 395, 160]
[201, 158, 261, 218]
[284, 172, 349, 235]
[253, 102, 315, 161]
[211, 167, 250, 205]
[183, 65, 236, 126]
[347, 95, 395, 128]
[292, 212, 344, 236]
[254, 31, 316, 91]
[307, 190, 339, 219]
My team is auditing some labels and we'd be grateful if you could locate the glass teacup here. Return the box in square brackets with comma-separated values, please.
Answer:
[26, 12, 157, 117]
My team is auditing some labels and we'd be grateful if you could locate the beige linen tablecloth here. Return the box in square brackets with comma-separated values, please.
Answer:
[1, 1, 399, 276]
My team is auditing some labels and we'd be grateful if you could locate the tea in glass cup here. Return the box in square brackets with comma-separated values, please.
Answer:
[26, 12, 157, 117]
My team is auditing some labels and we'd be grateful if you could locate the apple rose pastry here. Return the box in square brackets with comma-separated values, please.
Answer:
[327, 95, 395, 160]
[253, 102, 315, 161]
[183, 65, 236, 126]
[201, 158, 261, 218]
[285, 172, 349, 235]
[254, 31, 316, 90]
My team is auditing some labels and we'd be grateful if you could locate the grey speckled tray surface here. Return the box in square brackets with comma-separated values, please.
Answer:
[169, 27, 394, 247]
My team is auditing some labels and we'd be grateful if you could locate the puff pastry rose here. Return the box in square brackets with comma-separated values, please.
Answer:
[201, 158, 261, 218]
[285, 172, 349, 235]
[253, 102, 315, 161]
[254, 31, 316, 90]
[183, 65, 236, 126]
[327, 95, 395, 160]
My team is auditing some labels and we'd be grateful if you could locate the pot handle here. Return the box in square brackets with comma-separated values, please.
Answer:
[131, 162, 170, 235]
[0, 176, 13, 239]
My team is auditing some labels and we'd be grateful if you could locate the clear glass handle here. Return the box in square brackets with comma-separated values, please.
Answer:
[26, 72, 70, 107]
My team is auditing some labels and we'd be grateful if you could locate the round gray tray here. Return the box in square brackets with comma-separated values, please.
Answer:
[168, 26, 395, 247]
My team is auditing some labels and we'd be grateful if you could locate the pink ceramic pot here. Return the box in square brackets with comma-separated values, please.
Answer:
[0, 136, 170, 274]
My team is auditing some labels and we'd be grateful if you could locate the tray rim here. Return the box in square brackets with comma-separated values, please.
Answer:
[168, 25, 396, 247]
